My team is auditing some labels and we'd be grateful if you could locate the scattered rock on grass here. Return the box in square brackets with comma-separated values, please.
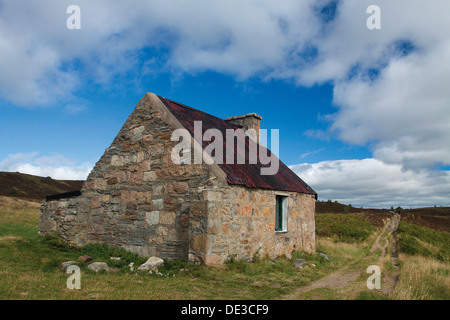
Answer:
[138, 256, 164, 271]
[61, 261, 78, 272]
[78, 255, 93, 263]
[317, 252, 329, 261]
[88, 262, 109, 272]
[292, 259, 307, 269]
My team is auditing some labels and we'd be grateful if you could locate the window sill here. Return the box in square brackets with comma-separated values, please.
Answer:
[275, 230, 288, 233]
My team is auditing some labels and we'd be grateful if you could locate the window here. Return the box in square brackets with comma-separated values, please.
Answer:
[275, 195, 288, 232]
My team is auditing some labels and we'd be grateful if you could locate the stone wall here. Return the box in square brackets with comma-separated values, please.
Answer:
[226, 113, 262, 142]
[202, 186, 316, 264]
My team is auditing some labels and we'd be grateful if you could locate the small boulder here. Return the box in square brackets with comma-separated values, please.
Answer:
[138, 264, 153, 271]
[78, 255, 93, 263]
[88, 262, 109, 272]
[138, 256, 164, 271]
[317, 252, 330, 261]
[292, 259, 307, 269]
[61, 261, 78, 272]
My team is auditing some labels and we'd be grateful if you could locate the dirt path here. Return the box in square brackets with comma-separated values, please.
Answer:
[281, 267, 362, 299]
[282, 214, 401, 300]
[370, 213, 400, 260]
[379, 213, 401, 295]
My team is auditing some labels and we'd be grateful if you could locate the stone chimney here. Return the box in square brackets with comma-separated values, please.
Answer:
[226, 113, 262, 142]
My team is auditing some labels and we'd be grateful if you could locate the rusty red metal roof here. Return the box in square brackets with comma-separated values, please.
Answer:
[159, 96, 316, 197]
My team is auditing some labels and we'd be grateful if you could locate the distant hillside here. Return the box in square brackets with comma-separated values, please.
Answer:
[316, 200, 389, 214]
[316, 199, 449, 233]
[315, 200, 393, 228]
[401, 207, 450, 233]
[0, 171, 84, 201]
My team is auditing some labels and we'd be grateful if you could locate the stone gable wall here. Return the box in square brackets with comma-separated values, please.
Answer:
[39, 94, 218, 261]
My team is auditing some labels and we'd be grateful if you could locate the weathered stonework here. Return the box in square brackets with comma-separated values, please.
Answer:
[39, 92, 316, 264]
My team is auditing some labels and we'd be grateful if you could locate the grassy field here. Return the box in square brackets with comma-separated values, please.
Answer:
[396, 221, 450, 261]
[0, 196, 346, 300]
[388, 220, 450, 300]
[0, 196, 448, 300]
[315, 213, 376, 242]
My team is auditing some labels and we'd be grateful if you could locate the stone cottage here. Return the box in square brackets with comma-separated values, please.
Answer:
[39, 92, 317, 264]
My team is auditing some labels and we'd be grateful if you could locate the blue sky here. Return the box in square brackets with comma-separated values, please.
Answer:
[0, 72, 367, 165]
[1, 0, 449, 208]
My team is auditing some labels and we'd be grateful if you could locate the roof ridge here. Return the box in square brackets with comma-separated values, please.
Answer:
[159, 96, 244, 129]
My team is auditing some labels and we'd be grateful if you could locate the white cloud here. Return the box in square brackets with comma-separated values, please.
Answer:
[1, 1, 448, 157]
[290, 159, 450, 208]
[298, 1, 450, 170]
[329, 41, 450, 170]
[0, 0, 321, 105]
[0, 152, 93, 180]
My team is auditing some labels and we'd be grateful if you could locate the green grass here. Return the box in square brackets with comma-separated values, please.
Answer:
[316, 214, 376, 242]
[80, 242, 147, 270]
[356, 291, 388, 300]
[397, 221, 450, 261]
[0, 234, 340, 299]
[0, 197, 346, 300]
[1, 196, 448, 300]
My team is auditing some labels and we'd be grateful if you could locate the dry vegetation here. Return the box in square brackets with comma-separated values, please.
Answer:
[0, 171, 83, 201]
[0, 195, 448, 300]
[0, 196, 41, 225]
[388, 255, 449, 300]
